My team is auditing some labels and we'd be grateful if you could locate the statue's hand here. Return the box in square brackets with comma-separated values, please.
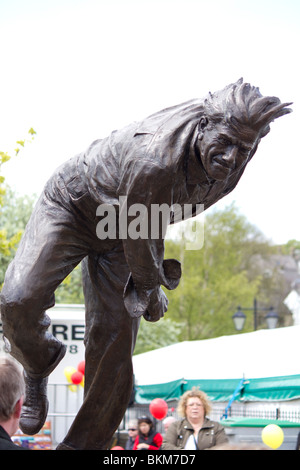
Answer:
[143, 287, 168, 322]
[124, 274, 169, 321]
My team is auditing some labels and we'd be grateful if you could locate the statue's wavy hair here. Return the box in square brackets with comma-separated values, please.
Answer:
[204, 78, 292, 140]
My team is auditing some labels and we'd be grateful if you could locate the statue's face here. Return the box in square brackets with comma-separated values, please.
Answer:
[198, 120, 257, 181]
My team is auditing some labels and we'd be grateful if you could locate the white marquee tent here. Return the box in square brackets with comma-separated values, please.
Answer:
[132, 326, 300, 403]
[133, 325, 300, 385]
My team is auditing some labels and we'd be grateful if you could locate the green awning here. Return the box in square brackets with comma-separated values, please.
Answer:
[240, 375, 300, 401]
[135, 379, 185, 403]
[135, 374, 300, 404]
[222, 418, 300, 428]
[184, 378, 243, 402]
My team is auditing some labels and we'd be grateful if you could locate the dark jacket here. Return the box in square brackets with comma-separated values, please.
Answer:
[0, 425, 26, 450]
[161, 418, 228, 450]
[125, 436, 135, 450]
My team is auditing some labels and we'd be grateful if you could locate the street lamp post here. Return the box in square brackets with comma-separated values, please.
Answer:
[232, 298, 279, 331]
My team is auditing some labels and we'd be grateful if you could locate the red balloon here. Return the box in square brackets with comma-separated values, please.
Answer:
[71, 371, 83, 385]
[111, 446, 124, 450]
[77, 360, 85, 375]
[149, 398, 168, 420]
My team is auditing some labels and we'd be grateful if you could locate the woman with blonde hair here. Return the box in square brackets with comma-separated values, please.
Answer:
[162, 388, 228, 450]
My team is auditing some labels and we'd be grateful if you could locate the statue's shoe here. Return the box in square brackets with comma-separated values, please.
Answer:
[19, 373, 49, 435]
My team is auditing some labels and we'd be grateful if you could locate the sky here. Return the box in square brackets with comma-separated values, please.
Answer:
[0, 0, 299, 245]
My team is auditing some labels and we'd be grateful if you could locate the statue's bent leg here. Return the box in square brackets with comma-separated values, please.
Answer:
[0, 194, 89, 377]
[0, 190, 92, 435]
[57, 246, 140, 450]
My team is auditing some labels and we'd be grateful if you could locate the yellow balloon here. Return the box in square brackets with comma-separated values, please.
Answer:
[64, 366, 77, 383]
[68, 384, 78, 392]
[261, 424, 284, 449]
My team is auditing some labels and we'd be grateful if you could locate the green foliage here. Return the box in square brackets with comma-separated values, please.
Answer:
[163, 203, 282, 341]
[280, 239, 300, 257]
[55, 266, 85, 304]
[0, 130, 37, 285]
[0, 187, 37, 285]
[0, 152, 11, 207]
[133, 317, 183, 355]
[0, 129, 36, 206]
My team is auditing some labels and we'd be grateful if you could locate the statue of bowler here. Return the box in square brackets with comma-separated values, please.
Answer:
[0, 79, 292, 449]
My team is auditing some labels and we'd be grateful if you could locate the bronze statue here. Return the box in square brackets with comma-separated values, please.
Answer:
[0, 79, 292, 449]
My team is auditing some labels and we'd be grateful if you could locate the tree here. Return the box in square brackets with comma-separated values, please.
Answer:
[0, 128, 84, 299]
[0, 128, 36, 206]
[0, 186, 85, 302]
[0, 129, 36, 286]
[133, 317, 183, 355]
[163, 203, 279, 340]
[55, 266, 85, 304]
[0, 187, 37, 285]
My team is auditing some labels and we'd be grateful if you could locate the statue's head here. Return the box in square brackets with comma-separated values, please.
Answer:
[197, 78, 292, 181]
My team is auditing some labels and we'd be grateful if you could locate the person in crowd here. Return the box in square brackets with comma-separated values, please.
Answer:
[162, 387, 228, 450]
[162, 416, 176, 433]
[125, 419, 138, 450]
[133, 415, 163, 450]
[0, 358, 26, 450]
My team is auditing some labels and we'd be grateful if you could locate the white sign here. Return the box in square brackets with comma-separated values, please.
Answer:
[0, 304, 86, 384]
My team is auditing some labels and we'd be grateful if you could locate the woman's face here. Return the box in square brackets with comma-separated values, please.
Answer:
[139, 422, 151, 435]
[185, 396, 205, 422]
